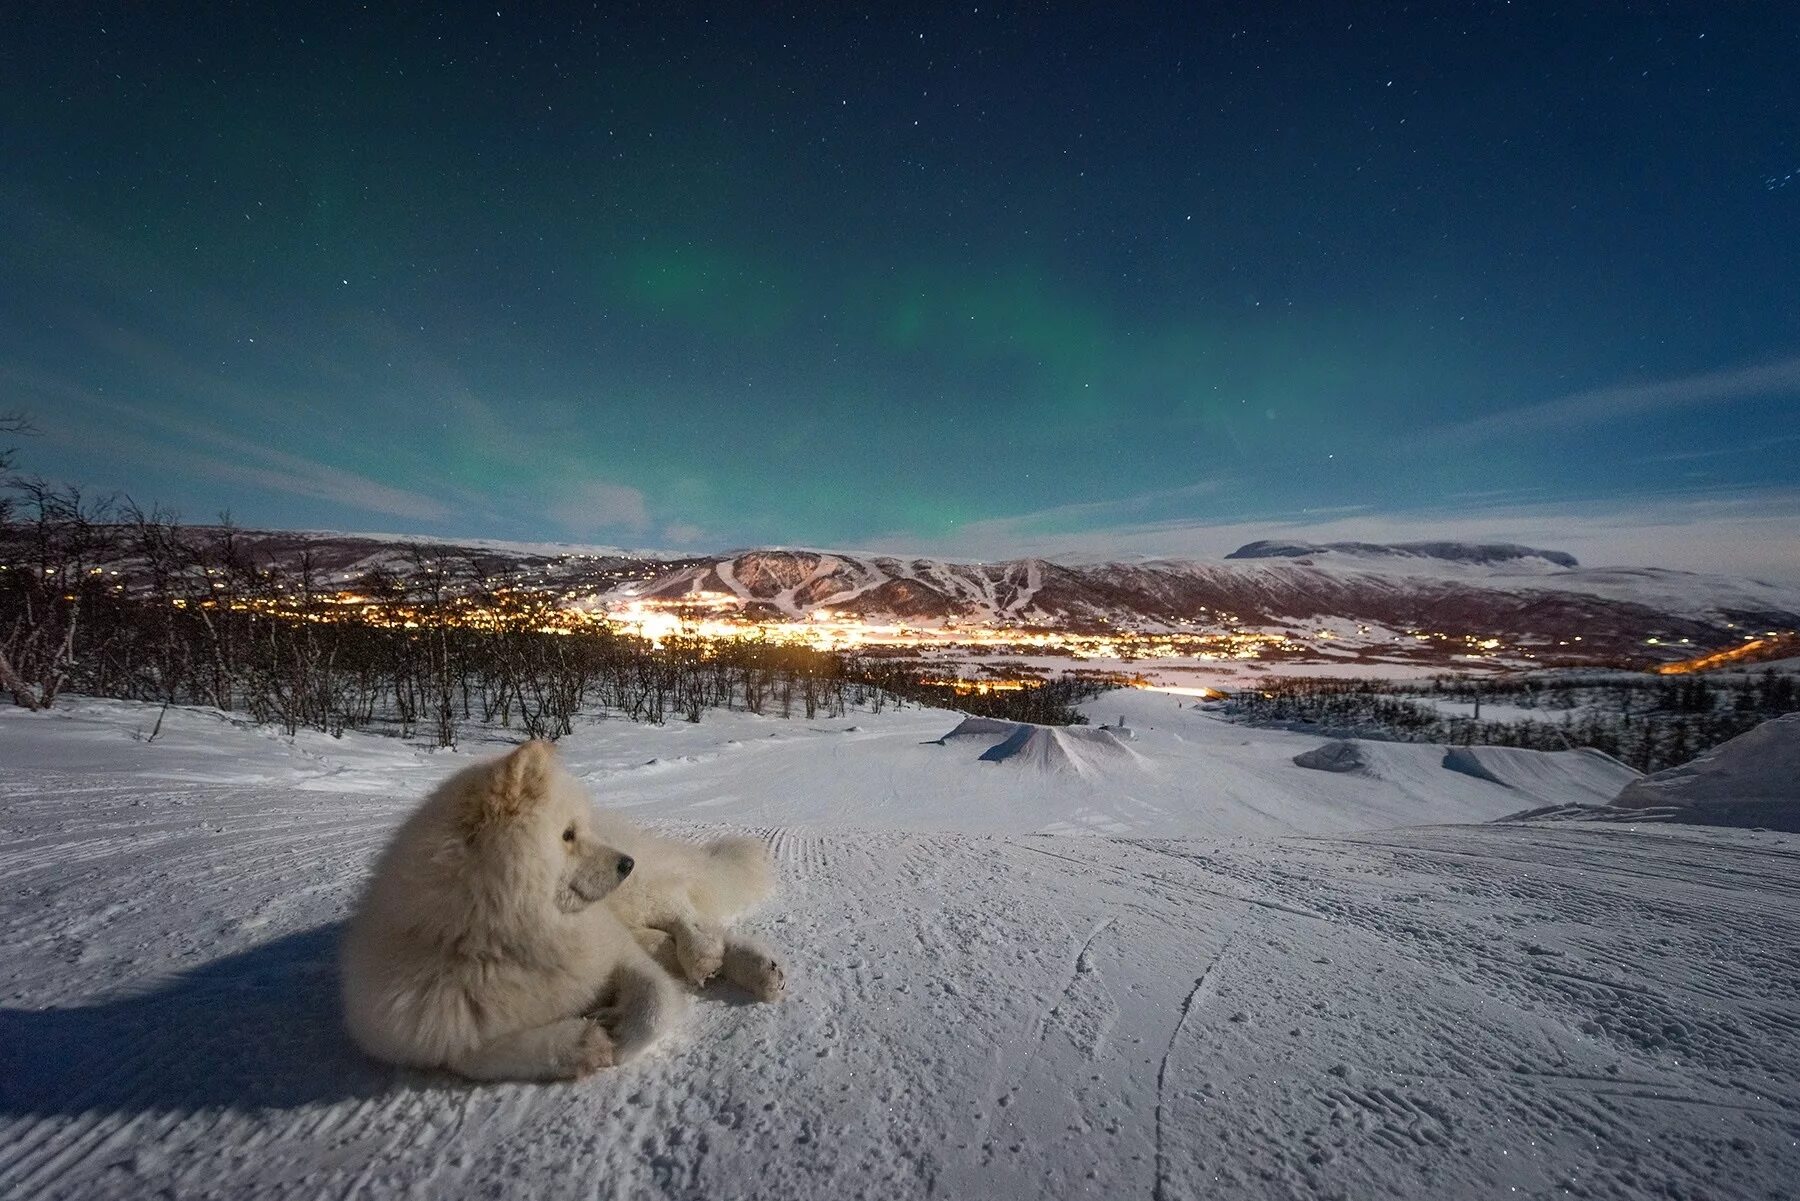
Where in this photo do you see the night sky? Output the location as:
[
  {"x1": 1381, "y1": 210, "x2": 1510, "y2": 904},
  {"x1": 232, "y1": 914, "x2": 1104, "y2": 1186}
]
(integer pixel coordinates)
[{"x1": 5, "y1": 4, "x2": 1797, "y2": 574}]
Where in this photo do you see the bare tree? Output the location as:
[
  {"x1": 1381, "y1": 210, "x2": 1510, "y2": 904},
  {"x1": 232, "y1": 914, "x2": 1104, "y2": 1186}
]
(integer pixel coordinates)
[{"x1": 1, "y1": 459, "x2": 120, "y2": 709}]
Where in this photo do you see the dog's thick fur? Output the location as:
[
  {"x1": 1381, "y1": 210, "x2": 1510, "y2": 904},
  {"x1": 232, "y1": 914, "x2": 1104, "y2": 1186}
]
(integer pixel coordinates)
[{"x1": 340, "y1": 741, "x2": 782, "y2": 1082}]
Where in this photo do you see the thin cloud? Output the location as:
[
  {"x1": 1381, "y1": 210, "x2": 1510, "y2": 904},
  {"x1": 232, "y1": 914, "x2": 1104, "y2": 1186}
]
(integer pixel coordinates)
[
  {"x1": 179, "y1": 445, "x2": 454, "y2": 523},
  {"x1": 11, "y1": 373, "x2": 454, "y2": 523},
  {"x1": 1444, "y1": 356, "x2": 1800, "y2": 441},
  {"x1": 1637, "y1": 430, "x2": 1800, "y2": 465},
  {"x1": 863, "y1": 479, "x2": 1229, "y2": 558},
  {"x1": 545, "y1": 480, "x2": 651, "y2": 535},
  {"x1": 662, "y1": 522, "x2": 709, "y2": 544}
]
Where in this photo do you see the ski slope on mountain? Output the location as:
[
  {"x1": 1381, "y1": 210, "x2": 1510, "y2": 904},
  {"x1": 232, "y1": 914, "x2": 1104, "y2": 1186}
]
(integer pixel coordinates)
[{"x1": 1, "y1": 695, "x2": 1796, "y2": 1200}]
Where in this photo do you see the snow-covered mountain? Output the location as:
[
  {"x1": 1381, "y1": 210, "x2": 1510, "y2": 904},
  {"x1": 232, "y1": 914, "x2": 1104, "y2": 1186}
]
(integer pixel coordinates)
[
  {"x1": 82, "y1": 530, "x2": 1800, "y2": 666},
  {"x1": 614, "y1": 543, "x2": 1799, "y2": 660}
]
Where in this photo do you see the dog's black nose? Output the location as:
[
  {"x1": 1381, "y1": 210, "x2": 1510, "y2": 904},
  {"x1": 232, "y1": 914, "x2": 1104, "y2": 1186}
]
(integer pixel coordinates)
[{"x1": 617, "y1": 855, "x2": 634, "y2": 878}]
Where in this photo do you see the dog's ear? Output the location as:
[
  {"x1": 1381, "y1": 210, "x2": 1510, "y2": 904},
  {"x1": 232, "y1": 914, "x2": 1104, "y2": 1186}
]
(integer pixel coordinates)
[
  {"x1": 463, "y1": 740, "x2": 556, "y2": 838},
  {"x1": 495, "y1": 739, "x2": 556, "y2": 809}
]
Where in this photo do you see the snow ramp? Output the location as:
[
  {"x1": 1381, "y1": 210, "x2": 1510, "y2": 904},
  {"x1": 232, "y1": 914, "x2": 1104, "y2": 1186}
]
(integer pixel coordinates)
[
  {"x1": 937, "y1": 716, "x2": 1138, "y2": 777},
  {"x1": 1610, "y1": 713, "x2": 1800, "y2": 831}
]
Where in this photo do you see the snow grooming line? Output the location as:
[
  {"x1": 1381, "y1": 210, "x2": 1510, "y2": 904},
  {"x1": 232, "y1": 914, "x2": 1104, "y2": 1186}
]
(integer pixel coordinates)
[{"x1": 933, "y1": 716, "x2": 1140, "y2": 778}]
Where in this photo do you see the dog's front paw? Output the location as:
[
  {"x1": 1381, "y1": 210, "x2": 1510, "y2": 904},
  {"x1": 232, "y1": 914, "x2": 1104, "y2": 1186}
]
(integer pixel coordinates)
[
  {"x1": 725, "y1": 943, "x2": 786, "y2": 1002},
  {"x1": 678, "y1": 931, "x2": 726, "y2": 986},
  {"x1": 565, "y1": 1021, "x2": 615, "y2": 1077},
  {"x1": 749, "y1": 955, "x2": 785, "y2": 1002}
]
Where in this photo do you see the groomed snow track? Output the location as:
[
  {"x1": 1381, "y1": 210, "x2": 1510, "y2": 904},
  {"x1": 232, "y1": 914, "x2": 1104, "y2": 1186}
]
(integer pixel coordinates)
[
  {"x1": 1, "y1": 696, "x2": 1797, "y2": 1198},
  {"x1": 3, "y1": 786, "x2": 1798, "y2": 1197}
]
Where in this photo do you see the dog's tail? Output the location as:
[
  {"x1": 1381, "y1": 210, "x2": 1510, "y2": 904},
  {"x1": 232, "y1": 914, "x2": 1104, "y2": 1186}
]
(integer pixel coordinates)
[{"x1": 699, "y1": 835, "x2": 777, "y2": 917}]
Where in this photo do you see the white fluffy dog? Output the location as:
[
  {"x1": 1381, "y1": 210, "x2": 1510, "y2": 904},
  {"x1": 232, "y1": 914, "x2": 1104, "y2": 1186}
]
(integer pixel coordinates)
[{"x1": 340, "y1": 740, "x2": 783, "y2": 1082}]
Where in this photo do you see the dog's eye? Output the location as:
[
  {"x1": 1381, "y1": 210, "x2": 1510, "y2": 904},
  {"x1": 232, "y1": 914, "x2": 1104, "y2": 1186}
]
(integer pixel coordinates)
[{"x1": 562, "y1": 825, "x2": 576, "y2": 844}]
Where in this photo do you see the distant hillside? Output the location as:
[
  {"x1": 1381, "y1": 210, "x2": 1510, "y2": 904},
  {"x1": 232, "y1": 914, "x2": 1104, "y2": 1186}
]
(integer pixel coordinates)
[{"x1": 1225, "y1": 539, "x2": 1581, "y2": 569}]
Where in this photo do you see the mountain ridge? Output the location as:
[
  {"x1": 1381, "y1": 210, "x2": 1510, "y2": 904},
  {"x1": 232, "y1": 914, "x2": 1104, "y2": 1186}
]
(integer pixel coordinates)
[{"x1": 1224, "y1": 538, "x2": 1581, "y2": 569}]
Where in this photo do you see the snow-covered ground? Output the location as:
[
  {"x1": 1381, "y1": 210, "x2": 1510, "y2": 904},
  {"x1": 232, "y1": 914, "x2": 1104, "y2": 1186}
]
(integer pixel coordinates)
[{"x1": 2, "y1": 693, "x2": 1797, "y2": 1199}]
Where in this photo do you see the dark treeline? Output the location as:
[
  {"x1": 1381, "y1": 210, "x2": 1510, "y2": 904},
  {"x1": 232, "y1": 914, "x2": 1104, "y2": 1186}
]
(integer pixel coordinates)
[
  {"x1": 892, "y1": 676, "x2": 1107, "y2": 725},
  {"x1": 1223, "y1": 671, "x2": 1798, "y2": 773},
  {"x1": 0, "y1": 459, "x2": 1093, "y2": 739}
]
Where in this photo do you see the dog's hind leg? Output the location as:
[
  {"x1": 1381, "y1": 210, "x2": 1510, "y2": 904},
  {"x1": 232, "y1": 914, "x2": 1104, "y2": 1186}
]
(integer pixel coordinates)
[
  {"x1": 719, "y1": 933, "x2": 786, "y2": 1003},
  {"x1": 449, "y1": 1018, "x2": 614, "y2": 1082}
]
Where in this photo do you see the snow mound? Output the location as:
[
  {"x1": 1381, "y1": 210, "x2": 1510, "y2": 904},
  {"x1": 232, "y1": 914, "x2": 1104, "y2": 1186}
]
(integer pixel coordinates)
[
  {"x1": 1440, "y1": 745, "x2": 1510, "y2": 786},
  {"x1": 1292, "y1": 740, "x2": 1377, "y2": 774},
  {"x1": 1609, "y1": 713, "x2": 1800, "y2": 831},
  {"x1": 1442, "y1": 745, "x2": 1639, "y2": 804},
  {"x1": 1292, "y1": 737, "x2": 1637, "y2": 804},
  {"x1": 938, "y1": 716, "x2": 1136, "y2": 777}
]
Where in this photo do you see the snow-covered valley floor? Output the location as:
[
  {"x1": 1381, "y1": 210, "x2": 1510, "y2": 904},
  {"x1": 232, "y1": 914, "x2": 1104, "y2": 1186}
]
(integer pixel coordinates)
[{"x1": 2, "y1": 695, "x2": 1796, "y2": 1199}]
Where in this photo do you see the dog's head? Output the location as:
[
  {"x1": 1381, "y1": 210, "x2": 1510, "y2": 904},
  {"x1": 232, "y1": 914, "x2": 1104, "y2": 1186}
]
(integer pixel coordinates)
[{"x1": 452, "y1": 741, "x2": 635, "y2": 914}]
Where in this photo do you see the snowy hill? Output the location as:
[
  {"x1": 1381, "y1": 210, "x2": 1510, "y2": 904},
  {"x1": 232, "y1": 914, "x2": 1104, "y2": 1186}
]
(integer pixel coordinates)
[{"x1": 2, "y1": 693, "x2": 1797, "y2": 1199}]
